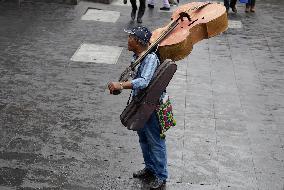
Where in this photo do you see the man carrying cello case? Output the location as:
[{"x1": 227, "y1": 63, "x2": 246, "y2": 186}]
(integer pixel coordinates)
[{"x1": 108, "y1": 26, "x2": 176, "y2": 189}]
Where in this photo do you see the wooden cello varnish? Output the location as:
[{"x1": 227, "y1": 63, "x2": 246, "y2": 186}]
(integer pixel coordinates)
[{"x1": 150, "y1": 2, "x2": 228, "y2": 61}]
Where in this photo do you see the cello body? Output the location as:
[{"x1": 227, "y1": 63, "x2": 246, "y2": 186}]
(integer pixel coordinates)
[{"x1": 151, "y1": 2, "x2": 228, "y2": 61}]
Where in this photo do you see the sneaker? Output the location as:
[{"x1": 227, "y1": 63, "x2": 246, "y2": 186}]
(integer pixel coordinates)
[
  {"x1": 131, "y1": 9, "x2": 136, "y2": 21},
  {"x1": 137, "y1": 17, "x2": 142, "y2": 23},
  {"x1": 133, "y1": 168, "x2": 153, "y2": 178},
  {"x1": 250, "y1": 6, "x2": 255, "y2": 12},
  {"x1": 150, "y1": 177, "x2": 166, "y2": 190},
  {"x1": 148, "y1": 4, "x2": 154, "y2": 8},
  {"x1": 160, "y1": 7, "x2": 170, "y2": 11},
  {"x1": 169, "y1": 2, "x2": 178, "y2": 6}
]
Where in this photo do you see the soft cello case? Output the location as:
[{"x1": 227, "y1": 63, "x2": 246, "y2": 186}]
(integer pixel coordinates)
[{"x1": 120, "y1": 60, "x2": 177, "y2": 131}]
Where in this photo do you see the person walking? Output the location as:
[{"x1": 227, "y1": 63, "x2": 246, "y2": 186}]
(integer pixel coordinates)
[
  {"x1": 147, "y1": 0, "x2": 171, "y2": 11},
  {"x1": 224, "y1": 0, "x2": 237, "y2": 13},
  {"x1": 108, "y1": 26, "x2": 168, "y2": 190},
  {"x1": 245, "y1": 0, "x2": 256, "y2": 12},
  {"x1": 130, "y1": 0, "x2": 146, "y2": 23}
]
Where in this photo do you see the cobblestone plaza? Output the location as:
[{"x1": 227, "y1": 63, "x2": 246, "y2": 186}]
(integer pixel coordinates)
[{"x1": 0, "y1": 0, "x2": 283, "y2": 189}]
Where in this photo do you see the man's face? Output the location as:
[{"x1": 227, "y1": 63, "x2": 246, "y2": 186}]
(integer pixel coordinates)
[{"x1": 128, "y1": 35, "x2": 139, "y2": 51}]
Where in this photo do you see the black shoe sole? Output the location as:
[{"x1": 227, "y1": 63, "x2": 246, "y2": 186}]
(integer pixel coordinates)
[
  {"x1": 133, "y1": 173, "x2": 152, "y2": 178},
  {"x1": 160, "y1": 7, "x2": 170, "y2": 11},
  {"x1": 133, "y1": 171, "x2": 154, "y2": 178},
  {"x1": 150, "y1": 182, "x2": 166, "y2": 190}
]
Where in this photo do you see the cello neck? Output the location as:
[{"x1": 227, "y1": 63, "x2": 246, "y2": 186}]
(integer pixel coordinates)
[{"x1": 129, "y1": 20, "x2": 178, "y2": 70}]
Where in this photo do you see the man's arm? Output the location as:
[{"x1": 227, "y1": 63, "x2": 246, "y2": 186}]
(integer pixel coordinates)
[
  {"x1": 108, "y1": 53, "x2": 158, "y2": 94},
  {"x1": 108, "y1": 81, "x2": 132, "y2": 94},
  {"x1": 131, "y1": 53, "x2": 158, "y2": 90}
]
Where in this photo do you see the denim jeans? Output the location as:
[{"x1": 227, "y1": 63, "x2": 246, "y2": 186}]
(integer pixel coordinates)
[{"x1": 137, "y1": 112, "x2": 168, "y2": 180}]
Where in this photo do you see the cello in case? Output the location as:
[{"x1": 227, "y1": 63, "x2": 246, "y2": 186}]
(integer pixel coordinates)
[{"x1": 120, "y1": 60, "x2": 177, "y2": 131}]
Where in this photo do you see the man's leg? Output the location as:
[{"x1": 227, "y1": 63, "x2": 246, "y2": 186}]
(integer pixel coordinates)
[
  {"x1": 160, "y1": 0, "x2": 170, "y2": 10},
  {"x1": 224, "y1": 0, "x2": 230, "y2": 11},
  {"x1": 250, "y1": 0, "x2": 255, "y2": 12},
  {"x1": 230, "y1": 0, "x2": 237, "y2": 12},
  {"x1": 130, "y1": 0, "x2": 137, "y2": 20},
  {"x1": 144, "y1": 113, "x2": 168, "y2": 181},
  {"x1": 137, "y1": 127, "x2": 155, "y2": 174},
  {"x1": 137, "y1": 0, "x2": 146, "y2": 23},
  {"x1": 245, "y1": 1, "x2": 250, "y2": 12}
]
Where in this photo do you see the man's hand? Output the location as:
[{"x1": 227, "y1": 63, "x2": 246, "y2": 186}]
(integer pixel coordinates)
[{"x1": 108, "y1": 82, "x2": 122, "y2": 94}]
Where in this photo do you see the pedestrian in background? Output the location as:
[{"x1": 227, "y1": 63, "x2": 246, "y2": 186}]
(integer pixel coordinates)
[
  {"x1": 224, "y1": 0, "x2": 237, "y2": 13},
  {"x1": 147, "y1": 0, "x2": 171, "y2": 11},
  {"x1": 130, "y1": 0, "x2": 146, "y2": 23},
  {"x1": 245, "y1": 0, "x2": 256, "y2": 12}
]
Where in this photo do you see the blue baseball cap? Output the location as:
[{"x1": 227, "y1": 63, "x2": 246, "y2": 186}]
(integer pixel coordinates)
[{"x1": 124, "y1": 26, "x2": 152, "y2": 45}]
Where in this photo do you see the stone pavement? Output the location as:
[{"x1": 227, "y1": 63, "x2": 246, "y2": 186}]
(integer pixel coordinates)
[{"x1": 0, "y1": 0, "x2": 283, "y2": 189}]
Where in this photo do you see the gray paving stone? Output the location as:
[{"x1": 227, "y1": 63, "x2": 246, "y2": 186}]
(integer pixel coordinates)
[
  {"x1": 218, "y1": 170, "x2": 258, "y2": 190},
  {"x1": 228, "y1": 20, "x2": 243, "y2": 29},
  {"x1": 81, "y1": 8, "x2": 120, "y2": 22},
  {"x1": 166, "y1": 183, "x2": 220, "y2": 190},
  {"x1": 71, "y1": 43, "x2": 123, "y2": 64}
]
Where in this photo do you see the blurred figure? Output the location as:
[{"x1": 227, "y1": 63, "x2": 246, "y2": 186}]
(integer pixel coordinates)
[
  {"x1": 147, "y1": 0, "x2": 171, "y2": 11},
  {"x1": 224, "y1": 0, "x2": 237, "y2": 13},
  {"x1": 168, "y1": 0, "x2": 178, "y2": 6},
  {"x1": 130, "y1": 0, "x2": 146, "y2": 23},
  {"x1": 245, "y1": 0, "x2": 256, "y2": 12}
]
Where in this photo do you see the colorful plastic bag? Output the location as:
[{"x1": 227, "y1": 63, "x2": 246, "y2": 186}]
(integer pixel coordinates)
[{"x1": 156, "y1": 98, "x2": 176, "y2": 139}]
